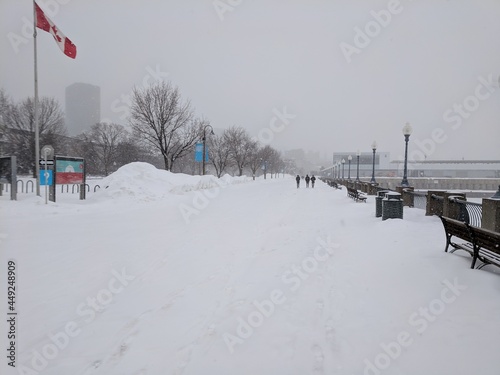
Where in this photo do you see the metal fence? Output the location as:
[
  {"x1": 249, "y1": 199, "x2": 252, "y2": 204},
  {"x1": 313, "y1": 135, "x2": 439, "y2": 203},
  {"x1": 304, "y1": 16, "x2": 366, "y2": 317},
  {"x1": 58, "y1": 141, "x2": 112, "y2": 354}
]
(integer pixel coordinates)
[
  {"x1": 406, "y1": 191, "x2": 427, "y2": 209},
  {"x1": 2, "y1": 181, "x2": 101, "y2": 194},
  {"x1": 449, "y1": 197, "x2": 483, "y2": 228}
]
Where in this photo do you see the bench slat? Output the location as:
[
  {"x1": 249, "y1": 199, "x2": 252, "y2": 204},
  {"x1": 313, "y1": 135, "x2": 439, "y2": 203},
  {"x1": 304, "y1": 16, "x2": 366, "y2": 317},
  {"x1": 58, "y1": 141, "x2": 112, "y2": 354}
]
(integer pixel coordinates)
[
  {"x1": 347, "y1": 187, "x2": 367, "y2": 202},
  {"x1": 469, "y1": 225, "x2": 500, "y2": 269},
  {"x1": 440, "y1": 216, "x2": 500, "y2": 270}
]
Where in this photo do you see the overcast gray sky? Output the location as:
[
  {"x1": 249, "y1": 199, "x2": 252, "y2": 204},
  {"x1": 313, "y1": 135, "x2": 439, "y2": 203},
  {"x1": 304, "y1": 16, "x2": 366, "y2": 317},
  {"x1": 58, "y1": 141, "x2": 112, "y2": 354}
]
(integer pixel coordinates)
[{"x1": 1, "y1": 0, "x2": 500, "y2": 162}]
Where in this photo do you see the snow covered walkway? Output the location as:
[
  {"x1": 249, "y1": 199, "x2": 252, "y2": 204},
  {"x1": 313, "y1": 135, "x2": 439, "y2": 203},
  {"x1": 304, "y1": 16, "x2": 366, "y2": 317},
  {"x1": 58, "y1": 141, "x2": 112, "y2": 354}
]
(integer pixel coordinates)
[{"x1": 2, "y1": 164, "x2": 500, "y2": 375}]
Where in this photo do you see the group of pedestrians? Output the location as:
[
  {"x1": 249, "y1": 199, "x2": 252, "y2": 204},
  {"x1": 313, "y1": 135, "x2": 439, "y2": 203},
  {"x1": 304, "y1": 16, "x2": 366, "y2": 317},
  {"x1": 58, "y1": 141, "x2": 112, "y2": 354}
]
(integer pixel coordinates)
[{"x1": 295, "y1": 174, "x2": 316, "y2": 188}]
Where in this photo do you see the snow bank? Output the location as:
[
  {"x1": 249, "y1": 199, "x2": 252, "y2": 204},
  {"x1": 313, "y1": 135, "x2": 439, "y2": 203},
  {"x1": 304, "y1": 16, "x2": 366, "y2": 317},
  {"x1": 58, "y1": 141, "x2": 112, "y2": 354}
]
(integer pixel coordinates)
[
  {"x1": 4, "y1": 170, "x2": 500, "y2": 374},
  {"x1": 92, "y1": 162, "x2": 251, "y2": 202}
]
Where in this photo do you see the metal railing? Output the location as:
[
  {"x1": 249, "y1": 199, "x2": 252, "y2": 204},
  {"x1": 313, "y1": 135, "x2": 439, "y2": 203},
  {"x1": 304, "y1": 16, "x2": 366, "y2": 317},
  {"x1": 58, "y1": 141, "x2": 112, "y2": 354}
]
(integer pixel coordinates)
[
  {"x1": 405, "y1": 190, "x2": 427, "y2": 209},
  {"x1": 449, "y1": 197, "x2": 482, "y2": 228},
  {"x1": 431, "y1": 194, "x2": 444, "y2": 201},
  {"x1": 2, "y1": 181, "x2": 101, "y2": 194}
]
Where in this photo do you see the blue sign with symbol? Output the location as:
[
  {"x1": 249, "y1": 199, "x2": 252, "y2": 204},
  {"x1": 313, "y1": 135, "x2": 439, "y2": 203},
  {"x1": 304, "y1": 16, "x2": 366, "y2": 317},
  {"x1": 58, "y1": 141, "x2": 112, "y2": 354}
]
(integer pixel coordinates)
[{"x1": 40, "y1": 170, "x2": 53, "y2": 186}]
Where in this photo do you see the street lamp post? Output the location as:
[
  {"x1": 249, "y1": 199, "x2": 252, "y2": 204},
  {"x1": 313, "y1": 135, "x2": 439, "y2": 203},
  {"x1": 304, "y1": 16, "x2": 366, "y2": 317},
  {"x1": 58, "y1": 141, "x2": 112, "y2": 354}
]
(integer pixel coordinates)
[
  {"x1": 202, "y1": 124, "x2": 214, "y2": 175},
  {"x1": 332, "y1": 153, "x2": 335, "y2": 179},
  {"x1": 370, "y1": 141, "x2": 377, "y2": 184},
  {"x1": 401, "y1": 122, "x2": 413, "y2": 187},
  {"x1": 347, "y1": 155, "x2": 352, "y2": 180},
  {"x1": 356, "y1": 150, "x2": 360, "y2": 182},
  {"x1": 341, "y1": 159, "x2": 345, "y2": 180}
]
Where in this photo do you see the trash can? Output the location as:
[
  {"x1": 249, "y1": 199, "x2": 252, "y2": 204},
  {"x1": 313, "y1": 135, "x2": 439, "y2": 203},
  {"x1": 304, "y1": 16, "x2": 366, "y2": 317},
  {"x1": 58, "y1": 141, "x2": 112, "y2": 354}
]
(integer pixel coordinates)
[
  {"x1": 382, "y1": 192, "x2": 403, "y2": 220},
  {"x1": 375, "y1": 190, "x2": 390, "y2": 217}
]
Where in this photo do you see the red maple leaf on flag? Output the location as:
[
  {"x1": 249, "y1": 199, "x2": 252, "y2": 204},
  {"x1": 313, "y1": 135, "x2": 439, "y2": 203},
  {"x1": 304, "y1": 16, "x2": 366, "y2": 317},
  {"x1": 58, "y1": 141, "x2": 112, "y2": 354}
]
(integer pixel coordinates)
[{"x1": 35, "y1": 2, "x2": 76, "y2": 58}]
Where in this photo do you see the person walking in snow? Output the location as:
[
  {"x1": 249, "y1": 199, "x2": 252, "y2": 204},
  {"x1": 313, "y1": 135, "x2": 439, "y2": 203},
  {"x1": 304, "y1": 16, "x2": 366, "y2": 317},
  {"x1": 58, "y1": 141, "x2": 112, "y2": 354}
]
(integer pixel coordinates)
[
  {"x1": 305, "y1": 174, "x2": 310, "y2": 188},
  {"x1": 311, "y1": 175, "x2": 316, "y2": 188},
  {"x1": 296, "y1": 175, "x2": 300, "y2": 188}
]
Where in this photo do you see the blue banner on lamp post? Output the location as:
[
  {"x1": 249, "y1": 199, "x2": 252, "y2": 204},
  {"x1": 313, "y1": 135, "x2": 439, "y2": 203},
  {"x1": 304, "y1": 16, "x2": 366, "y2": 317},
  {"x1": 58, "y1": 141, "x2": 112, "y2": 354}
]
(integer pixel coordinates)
[
  {"x1": 195, "y1": 142, "x2": 209, "y2": 162},
  {"x1": 195, "y1": 142, "x2": 203, "y2": 162}
]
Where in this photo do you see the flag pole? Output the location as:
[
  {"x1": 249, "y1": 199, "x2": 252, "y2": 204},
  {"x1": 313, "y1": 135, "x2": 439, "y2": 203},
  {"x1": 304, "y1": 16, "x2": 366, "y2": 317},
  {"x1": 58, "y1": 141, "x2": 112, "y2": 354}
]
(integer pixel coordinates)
[{"x1": 33, "y1": 0, "x2": 40, "y2": 196}]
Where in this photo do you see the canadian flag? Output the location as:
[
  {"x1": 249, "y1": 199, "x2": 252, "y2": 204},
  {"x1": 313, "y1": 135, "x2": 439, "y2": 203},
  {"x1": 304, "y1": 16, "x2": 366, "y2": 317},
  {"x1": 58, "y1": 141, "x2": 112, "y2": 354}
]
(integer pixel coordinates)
[{"x1": 35, "y1": 2, "x2": 77, "y2": 59}]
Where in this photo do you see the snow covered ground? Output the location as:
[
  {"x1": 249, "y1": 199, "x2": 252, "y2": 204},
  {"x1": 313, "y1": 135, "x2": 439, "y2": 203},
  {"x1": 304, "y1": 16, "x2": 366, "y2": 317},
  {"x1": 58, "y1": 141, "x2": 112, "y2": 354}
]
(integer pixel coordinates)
[{"x1": 1, "y1": 162, "x2": 500, "y2": 375}]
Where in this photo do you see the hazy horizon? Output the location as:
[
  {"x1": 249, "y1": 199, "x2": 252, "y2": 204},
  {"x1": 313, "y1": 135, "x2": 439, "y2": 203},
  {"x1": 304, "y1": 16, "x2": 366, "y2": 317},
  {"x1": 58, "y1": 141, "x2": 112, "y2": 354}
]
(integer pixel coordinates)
[{"x1": 1, "y1": 0, "x2": 500, "y2": 163}]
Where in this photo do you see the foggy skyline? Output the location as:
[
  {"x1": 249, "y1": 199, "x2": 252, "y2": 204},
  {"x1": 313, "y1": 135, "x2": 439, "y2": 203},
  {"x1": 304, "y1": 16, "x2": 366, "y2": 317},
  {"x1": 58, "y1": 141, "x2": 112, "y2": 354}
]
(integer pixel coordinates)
[{"x1": 1, "y1": 0, "x2": 500, "y2": 163}]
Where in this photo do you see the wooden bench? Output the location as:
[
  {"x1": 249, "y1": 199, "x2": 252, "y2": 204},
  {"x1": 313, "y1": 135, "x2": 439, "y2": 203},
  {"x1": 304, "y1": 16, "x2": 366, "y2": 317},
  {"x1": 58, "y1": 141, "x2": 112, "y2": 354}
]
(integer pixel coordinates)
[
  {"x1": 439, "y1": 216, "x2": 474, "y2": 256},
  {"x1": 326, "y1": 180, "x2": 341, "y2": 189},
  {"x1": 439, "y1": 216, "x2": 500, "y2": 269},
  {"x1": 347, "y1": 186, "x2": 367, "y2": 202},
  {"x1": 470, "y1": 225, "x2": 500, "y2": 269}
]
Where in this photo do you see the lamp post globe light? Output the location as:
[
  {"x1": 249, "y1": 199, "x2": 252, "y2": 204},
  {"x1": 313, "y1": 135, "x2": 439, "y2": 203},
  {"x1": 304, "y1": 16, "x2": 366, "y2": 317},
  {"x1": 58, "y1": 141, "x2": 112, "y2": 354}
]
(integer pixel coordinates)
[
  {"x1": 337, "y1": 162, "x2": 341, "y2": 179},
  {"x1": 356, "y1": 150, "x2": 360, "y2": 182},
  {"x1": 370, "y1": 141, "x2": 377, "y2": 184},
  {"x1": 347, "y1": 155, "x2": 352, "y2": 180},
  {"x1": 341, "y1": 159, "x2": 345, "y2": 180},
  {"x1": 202, "y1": 124, "x2": 215, "y2": 175},
  {"x1": 401, "y1": 122, "x2": 413, "y2": 187}
]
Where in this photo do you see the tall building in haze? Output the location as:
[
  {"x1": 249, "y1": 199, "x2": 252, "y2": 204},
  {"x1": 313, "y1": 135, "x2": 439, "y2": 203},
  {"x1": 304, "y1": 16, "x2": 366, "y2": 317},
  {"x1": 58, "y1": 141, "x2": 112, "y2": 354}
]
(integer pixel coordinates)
[{"x1": 65, "y1": 83, "x2": 100, "y2": 135}]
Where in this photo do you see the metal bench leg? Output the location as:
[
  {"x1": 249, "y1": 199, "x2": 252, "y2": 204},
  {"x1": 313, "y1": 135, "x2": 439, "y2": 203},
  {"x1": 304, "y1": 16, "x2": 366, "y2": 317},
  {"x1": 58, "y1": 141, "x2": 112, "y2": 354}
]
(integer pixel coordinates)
[
  {"x1": 444, "y1": 234, "x2": 451, "y2": 253},
  {"x1": 471, "y1": 252, "x2": 479, "y2": 269}
]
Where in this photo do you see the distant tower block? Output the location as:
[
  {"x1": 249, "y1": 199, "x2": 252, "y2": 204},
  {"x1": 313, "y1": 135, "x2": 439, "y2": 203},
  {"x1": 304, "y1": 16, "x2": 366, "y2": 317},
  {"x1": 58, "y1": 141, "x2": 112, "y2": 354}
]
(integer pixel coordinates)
[{"x1": 65, "y1": 83, "x2": 101, "y2": 136}]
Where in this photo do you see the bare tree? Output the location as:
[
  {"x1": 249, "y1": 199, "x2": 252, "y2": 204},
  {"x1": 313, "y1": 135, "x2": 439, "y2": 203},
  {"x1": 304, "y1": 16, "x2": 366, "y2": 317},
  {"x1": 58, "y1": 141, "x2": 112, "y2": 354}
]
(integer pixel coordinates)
[
  {"x1": 257, "y1": 145, "x2": 274, "y2": 179},
  {"x1": 80, "y1": 123, "x2": 128, "y2": 176},
  {"x1": 4, "y1": 96, "x2": 66, "y2": 175},
  {"x1": 0, "y1": 89, "x2": 11, "y2": 155},
  {"x1": 168, "y1": 118, "x2": 205, "y2": 171},
  {"x1": 256, "y1": 145, "x2": 283, "y2": 179},
  {"x1": 268, "y1": 148, "x2": 284, "y2": 178},
  {"x1": 170, "y1": 152, "x2": 198, "y2": 174},
  {"x1": 209, "y1": 132, "x2": 232, "y2": 178},
  {"x1": 129, "y1": 81, "x2": 198, "y2": 171},
  {"x1": 115, "y1": 137, "x2": 143, "y2": 167},
  {"x1": 247, "y1": 142, "x2": 263, "y2": 179},
  {"x1": 0, "y1": 89, "x2": 9, "y2": 123},
  {"x1": 225, "y1": 126, "x2": 256, "y2": 176}
]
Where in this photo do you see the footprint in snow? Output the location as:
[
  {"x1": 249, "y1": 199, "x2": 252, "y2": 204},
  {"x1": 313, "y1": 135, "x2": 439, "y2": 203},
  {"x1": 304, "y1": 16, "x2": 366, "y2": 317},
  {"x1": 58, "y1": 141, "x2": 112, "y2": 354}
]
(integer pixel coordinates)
[
  {"x1": 311, "y1": 344, "x2": 325, "y2": 374},
  {"x1": 175, "y1": 344, "x2": 194, "y2": 374},
  {"x1": 325, "y1": 318, "x2": 336, "y2": 343},
  {"x1": 316, "y1": 299, "x2": 324, "y2": 313}
]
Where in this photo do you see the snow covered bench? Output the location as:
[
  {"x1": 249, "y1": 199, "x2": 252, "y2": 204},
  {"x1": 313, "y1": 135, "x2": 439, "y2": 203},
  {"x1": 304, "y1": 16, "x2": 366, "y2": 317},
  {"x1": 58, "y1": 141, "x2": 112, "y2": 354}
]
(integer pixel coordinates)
[
  {"x1": 439, "y1": 216, "x2": 475, "y2": 257},
  {"x1": 347, "y1": 186, "x2": 367, "y2": 202},
  {"x1": 326, "y1": 180, "x2": 341, "y2": 189},
  {"x1": 439, "y1": 216, "x2": 500, "y2": 269},
  {"x1": 469, "y1": 225, "x2": 500, "y2": 270}
]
